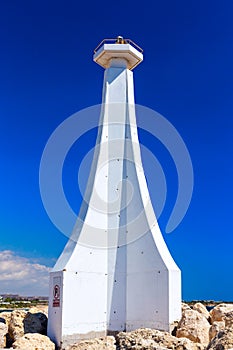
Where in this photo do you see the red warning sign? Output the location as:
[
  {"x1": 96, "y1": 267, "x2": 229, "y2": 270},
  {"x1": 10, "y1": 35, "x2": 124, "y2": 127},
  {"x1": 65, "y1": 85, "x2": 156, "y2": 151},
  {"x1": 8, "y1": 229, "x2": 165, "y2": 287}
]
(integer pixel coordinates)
[{"x1": 53, "y1": 284, "x2": 60, "y2": 307}]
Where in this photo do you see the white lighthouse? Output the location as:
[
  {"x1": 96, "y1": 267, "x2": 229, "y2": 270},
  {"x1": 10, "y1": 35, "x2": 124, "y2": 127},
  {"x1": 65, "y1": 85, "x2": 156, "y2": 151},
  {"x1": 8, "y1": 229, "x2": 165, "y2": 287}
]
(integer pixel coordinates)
[{"x1": 47, "y1": 37, "x2": 181, "y2": 349}]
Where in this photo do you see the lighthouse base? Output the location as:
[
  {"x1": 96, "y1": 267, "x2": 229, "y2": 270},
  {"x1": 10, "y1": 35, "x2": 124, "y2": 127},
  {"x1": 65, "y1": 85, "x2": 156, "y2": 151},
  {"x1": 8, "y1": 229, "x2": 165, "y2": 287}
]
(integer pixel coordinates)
[{"x1": 47, "y1": 235, "x2": 181, "y2": 349}]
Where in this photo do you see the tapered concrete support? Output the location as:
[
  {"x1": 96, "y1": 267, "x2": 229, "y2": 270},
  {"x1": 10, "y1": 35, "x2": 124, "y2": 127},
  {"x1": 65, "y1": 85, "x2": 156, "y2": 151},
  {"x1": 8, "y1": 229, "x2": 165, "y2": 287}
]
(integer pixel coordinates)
[{"x1": 47, "y1": 39, "x2": 181, "y2": 349}]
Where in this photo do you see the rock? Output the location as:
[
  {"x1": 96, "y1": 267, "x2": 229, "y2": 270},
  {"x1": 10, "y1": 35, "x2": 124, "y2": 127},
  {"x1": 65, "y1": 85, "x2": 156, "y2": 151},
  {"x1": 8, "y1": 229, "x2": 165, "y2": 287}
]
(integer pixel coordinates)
[
  {"x1": 207, "y1": 329, "x2": 233, "y2": 349},
  {"x1": 24, "y1": 311, "x2": 47, "y2": 335},
  {"x1": 7, "y1": 308, "x2": 48, "y2": 344},
  {"x1": 225, "y1": 311, "x2": 233, "y2": 329},
  {"x1": 176, "y1": 308, "x2": 210, "y2": 345},
  {"x1": 209, "y1": 321, "x2": 225, "y2": 341},
  {"x1": 28, "y1": 305, "x2": 48, "y2": 317},
  {"x1": 207, "y1": 310, "x2": 233, "y2": 349},
  {"x1": 65, "y1": 336, "x2": 116, "y2": 350},
  {"x1": 0, "y1": 322, "x2": 8, "y2": 348},
  {"x1": 12, "y1": 333, "x2": 55, "y2": 349},
  {"x1": 8, "y1": 310, "x2": 27, "y2": 342},
  {"x1": 171, "y1": 320, "x2": 179, "y2": 336},
  {"x1": 210, "y1": 303, "x2": 233, "y2": 323},
  {"x1": 192, "y1": 302, "x2": 210, "y2": 320},
  {"x1": 116, "y1": 328, "x2": 205, "y2": 350},
  {"x1": 182, "y1": 302, "x2": 192, "y2": 312},
  {"x1": 0, "y1": 311, "x2": 13, "y2": 348},
  {"x1": 0, "y1": 311, "x2": 12, "y2": 327}
]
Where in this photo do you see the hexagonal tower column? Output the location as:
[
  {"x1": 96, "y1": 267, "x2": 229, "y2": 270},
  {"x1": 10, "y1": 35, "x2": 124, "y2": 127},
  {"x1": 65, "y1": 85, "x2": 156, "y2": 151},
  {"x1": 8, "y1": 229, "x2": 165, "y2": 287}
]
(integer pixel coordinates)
[{"x1": 47, "y1": 37, "x2": 181, "y2": 349}]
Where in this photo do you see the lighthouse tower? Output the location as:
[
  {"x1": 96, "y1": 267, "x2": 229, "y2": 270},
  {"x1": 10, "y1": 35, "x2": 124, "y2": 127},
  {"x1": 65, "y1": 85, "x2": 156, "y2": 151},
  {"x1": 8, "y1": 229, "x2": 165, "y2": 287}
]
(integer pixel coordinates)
[{"x1": 47, "y1": 37, "x2": 181, "y2": 349}]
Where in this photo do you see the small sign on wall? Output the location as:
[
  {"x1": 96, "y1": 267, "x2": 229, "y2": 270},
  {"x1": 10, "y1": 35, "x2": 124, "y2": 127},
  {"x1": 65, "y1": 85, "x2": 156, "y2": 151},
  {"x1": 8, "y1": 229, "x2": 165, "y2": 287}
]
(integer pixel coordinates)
[{"x1": 53, "y1": 276, "x2": 61, "y2": 307}]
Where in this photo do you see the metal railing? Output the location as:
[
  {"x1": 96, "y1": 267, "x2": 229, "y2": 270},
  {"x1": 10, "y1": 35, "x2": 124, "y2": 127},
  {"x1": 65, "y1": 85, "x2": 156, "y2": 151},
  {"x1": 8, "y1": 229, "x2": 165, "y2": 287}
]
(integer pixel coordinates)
[{"x1": 94, "y1": 38, "x2": 143, "y2": 54}]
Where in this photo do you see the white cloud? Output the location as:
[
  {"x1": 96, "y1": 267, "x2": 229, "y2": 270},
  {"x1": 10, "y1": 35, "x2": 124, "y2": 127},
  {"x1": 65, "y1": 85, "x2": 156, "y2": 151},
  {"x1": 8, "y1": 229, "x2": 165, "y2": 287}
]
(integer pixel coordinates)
[{"x1": 0, "y1": 250, "x2": 51, "y2": 296}]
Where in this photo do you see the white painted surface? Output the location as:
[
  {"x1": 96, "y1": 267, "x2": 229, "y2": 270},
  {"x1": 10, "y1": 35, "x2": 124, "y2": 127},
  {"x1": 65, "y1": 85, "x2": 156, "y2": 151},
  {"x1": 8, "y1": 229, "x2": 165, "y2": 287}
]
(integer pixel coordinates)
[
  {"x1": 94, "y1": 43, "x2": 143, "y2": 70},
  {"x1": 47, "y1": 42, "x2": 181, "y2": 349}
]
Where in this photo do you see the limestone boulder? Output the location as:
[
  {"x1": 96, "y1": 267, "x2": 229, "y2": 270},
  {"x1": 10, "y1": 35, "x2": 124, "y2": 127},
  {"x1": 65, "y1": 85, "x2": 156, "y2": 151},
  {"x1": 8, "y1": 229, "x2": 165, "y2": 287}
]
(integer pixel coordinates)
[
  {"x1": 176, "y1": 308, "x2": 210, "y2": 345},
  {"x1": 8, "y1": 310, "x2": 27, "y2": 342},
  {"x1": 206, "y1": 310, "x2": 233, "y2": 349},
  {"x1": 182, "y1": 302, "x2": 192, "y2": 312},
  {"x1": 0, "y1": 311, "x2": 12, "y2": 327},
  {"x1": 28, "y1": 305, "x2": 48, "y2": 317},
  {"x1": 0, "y1": 322, "x2": 8, "y2": 348},
  {"x1": 210, "y1": 303, "x2": 233, "y2": 323},
  {"x1": 225, "y1": 311, "x2": 233, "y2": 329},
  {"x1": 207, "y1": 328, "x2": 233, "y2": 349},
  {"x1": 12, "y1": 333, "x2": 55, "y2": 349},
  {"x1": 65, "y1": 336, "x2": 116, "y2": 350},
  {"x1": 24, "y1": 310, "x2": 47, "y2": 335},
  {"x1": 209, "y1": 321, "x2": 225, "y2": 341},
  {"x1": 192, "y1": 302, "x2": 210, "y2": 320},
  {"x1": 116, "y1": 328, "x2": 205, "y2": 350}
]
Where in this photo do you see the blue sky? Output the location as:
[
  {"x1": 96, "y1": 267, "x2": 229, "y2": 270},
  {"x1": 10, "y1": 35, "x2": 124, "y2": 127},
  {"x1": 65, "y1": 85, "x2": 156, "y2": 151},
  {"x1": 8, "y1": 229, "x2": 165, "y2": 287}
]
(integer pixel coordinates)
[{"x1": 0, "y1": 0, "x2": 232, "y2": 299}]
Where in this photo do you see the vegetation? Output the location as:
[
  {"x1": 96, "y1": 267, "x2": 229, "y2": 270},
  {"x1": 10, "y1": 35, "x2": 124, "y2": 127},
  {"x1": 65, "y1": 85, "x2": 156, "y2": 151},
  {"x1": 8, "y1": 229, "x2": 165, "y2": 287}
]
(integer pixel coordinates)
[{"x1": 0, "y1": 296, "x2": 48, "y2": 309}]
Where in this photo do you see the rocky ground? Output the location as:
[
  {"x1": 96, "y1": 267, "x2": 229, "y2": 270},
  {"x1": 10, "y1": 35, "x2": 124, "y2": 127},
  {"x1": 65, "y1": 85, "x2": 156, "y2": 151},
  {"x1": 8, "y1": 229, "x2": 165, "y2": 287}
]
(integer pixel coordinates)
[{"x1": 0, "y1": 302, "x2": 233, "y2": 349}]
